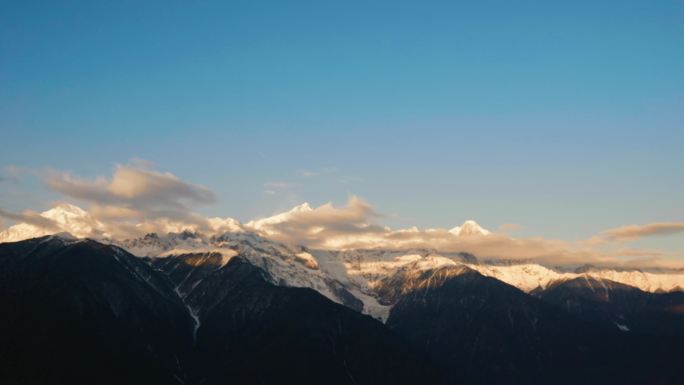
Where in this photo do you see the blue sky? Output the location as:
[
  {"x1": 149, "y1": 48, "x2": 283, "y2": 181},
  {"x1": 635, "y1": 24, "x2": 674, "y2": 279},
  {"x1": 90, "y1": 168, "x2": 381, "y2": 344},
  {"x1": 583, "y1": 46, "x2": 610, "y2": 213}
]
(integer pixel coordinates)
[{"x1": 1, "y1": 0, "x2": 683, "y2": 249}]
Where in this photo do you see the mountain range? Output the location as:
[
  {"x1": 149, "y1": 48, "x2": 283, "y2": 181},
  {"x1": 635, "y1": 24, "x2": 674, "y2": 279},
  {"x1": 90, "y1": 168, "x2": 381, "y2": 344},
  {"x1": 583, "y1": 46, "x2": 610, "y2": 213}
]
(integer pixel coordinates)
[{"x1": 2, "y1": 205, "x2": 684, "y2": 384}]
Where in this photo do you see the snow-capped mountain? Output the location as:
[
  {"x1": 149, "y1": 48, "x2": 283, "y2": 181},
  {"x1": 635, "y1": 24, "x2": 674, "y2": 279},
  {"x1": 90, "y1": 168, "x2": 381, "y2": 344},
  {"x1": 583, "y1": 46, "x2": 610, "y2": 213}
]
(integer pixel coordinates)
[
  {"x1": 125, "y1": 231, "x2": 388, "y2": 317},
  {"x1": 0, "y1": 204, "x2": 245, "y2": 243},
  {"x1": 0, "y1": 235, "x2": 433, "y2": 385},
  {"x1": 108, "y1": 230, "x2": 684, "y2": 320},
  {"x1": 3, "y1": 203, "x2": 684, "y2": 321},
  {"x1": 3, "y1": 233, "x2": 684, "y2": 385},
  {"x1": 468, "y1": 262, "x2": 684, "y2": 293},
  {"x1": 0, "y1": 203, "x2": 105, "y2": 242},
  {"x1": 449, "y1": 219, "x2": 491, "y2": 236},
  {"x1": 244, "y1": 202, "x2": 313, "y2": 234}
]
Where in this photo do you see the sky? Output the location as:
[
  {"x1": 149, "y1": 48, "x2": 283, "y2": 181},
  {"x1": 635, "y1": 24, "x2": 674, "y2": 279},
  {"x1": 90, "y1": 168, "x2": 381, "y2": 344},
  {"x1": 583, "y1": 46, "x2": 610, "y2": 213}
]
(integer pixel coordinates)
[{"x1": 1, "y1": 1, "x2": 683, "y2": 260}]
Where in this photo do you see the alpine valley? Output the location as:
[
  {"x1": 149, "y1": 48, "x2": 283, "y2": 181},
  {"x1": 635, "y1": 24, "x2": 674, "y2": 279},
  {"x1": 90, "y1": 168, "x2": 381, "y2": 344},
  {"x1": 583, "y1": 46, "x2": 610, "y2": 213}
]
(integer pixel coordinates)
[{"x1": 2, "y1": 205, "x2": 684, "y2": 385}]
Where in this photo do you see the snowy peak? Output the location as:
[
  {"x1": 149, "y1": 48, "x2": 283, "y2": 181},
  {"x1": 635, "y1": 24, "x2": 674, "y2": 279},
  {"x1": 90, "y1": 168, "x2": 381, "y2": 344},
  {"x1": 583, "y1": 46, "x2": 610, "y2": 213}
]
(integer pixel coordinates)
[
  {"x1": 449, "y1": 220, "x2": 491, "y2": 237},
  {"x1": 289, "y1": 202, "x2": 313, "y2": 212},
  {"x1": 0, "y1": 203, "x2": 103, "y2": 243},
  {"x1": 42, "y1": 203, "x2": 88, "y2": 220},
  {"x1": 470, "y1": 263, "x2": 684, "y2": 294},
  {"x1": 207, "y1": 216, "x2": 243, "y2": 233},
  {"x1": 245, "y1": 202, "x2": 313, "y2": 232}
]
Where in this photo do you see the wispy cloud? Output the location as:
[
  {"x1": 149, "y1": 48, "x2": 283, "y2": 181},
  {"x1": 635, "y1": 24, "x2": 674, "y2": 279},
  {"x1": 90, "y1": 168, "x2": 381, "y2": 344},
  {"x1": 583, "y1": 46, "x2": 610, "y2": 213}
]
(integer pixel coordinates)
[
  {"x1": 592, "y1": 222, "x2": 684, "y2": 243},
  {"x1": 298, "y1": 170, "x2": 317, "y2": 178},
  {"x1": 32, "y1": 159, "x2": 219, "y2": 238},
  {"x1": 0, "y1": 207, "x2": 60, "y2": 231},
  {"x1": 499, "y1": 223, "x2": 522, "y2": 233},
  {"x1": 44, "y1": 162, "x2": 215, "y2": 219},
  {"x1": 244, "y1": 197, "x2": 683, "y2": 269},
  {"x1": 263, "y1": 181, "x2": 296, "y2": 196},
  {"x1": 297, "y1": 167, "x2": 338, "y2": 178},
  {"x1": 0, "y1": 165, "x2": 27, "y2": 183},
  {"x1": 264, "y1": 181, "x2": 293, "y2": 190}
]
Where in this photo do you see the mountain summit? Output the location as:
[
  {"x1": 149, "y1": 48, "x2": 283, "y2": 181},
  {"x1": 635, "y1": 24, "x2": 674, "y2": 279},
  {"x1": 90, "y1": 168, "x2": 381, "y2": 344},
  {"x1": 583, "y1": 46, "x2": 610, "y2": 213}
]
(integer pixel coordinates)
[
  {"x1": 449, "y1": 220, "x2": 491, "y2": 236},
  {"x1": 0, "y1": 203, "x2": 103, "y2": 242}
]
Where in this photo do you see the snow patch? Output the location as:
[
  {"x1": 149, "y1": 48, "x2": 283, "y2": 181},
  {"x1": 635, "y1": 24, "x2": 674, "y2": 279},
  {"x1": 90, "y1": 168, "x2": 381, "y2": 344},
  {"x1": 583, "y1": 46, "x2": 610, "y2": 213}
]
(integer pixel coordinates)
[{"x1": 615, "y1": 323, "x2": 630, "y2": 332}]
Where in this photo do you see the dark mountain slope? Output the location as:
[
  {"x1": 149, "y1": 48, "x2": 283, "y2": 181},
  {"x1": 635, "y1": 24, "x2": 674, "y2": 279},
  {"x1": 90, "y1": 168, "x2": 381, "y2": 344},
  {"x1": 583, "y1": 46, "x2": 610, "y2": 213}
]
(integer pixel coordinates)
[
  {"x1": 383, "y1": 266, "x2": 684, "y2": 385},
  {"x1": 148, "y1": 251, "x2": 229, "y2": 297},
  {"x1": 539, "y1": 276, "x2": 684, "y2": 336},
  {"x1": 383, "y1": 265, "x2": 609, "y2": 385},
  {"x1": 0, "y1": 237, "x2": 439, "y2": 385},
  {"x1": 5, "y1": 236, "x2": 684, "y2": 385},
  {"x1": 183, "y1": 257, "x2": 440, "y2": 385},
  {"x1": 0, "y1": 236, "x2": 194, "y2": 385}
]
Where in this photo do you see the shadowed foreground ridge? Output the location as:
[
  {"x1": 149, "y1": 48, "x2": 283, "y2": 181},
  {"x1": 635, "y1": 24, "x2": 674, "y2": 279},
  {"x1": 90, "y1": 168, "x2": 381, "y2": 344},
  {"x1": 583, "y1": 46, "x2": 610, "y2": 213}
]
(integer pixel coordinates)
[
  {"x1": 385, "y1": 266, "x2": 684, "y2": 385},
  {"x1": 2, "y1": 237, "x2": 684, "y2": 384},
  {"x1": 0, "y1": 237, "x2": 436, "y2": 385}
]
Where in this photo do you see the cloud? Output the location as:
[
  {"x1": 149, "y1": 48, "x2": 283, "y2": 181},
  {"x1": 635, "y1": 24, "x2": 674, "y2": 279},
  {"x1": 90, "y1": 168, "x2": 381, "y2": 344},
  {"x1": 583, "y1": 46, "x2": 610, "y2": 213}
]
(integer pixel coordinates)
[
  {"x1": 4, "y1": 165, "x2": 28, "y2": 178},
  {"x1": 31, "y1": 160, "x2": 219, "y2": 238},
  {"x1": 299, "y1": 170, "x2": 317, "y2": 178},
  {"x1": 499, "y1": 223, "x2": 522, "y2": 233},
  {"x1": 2, "y1": 161, "x2": 683, "y2": 269},
  {"x1": 264, "y1": 181, "x2": 293, "y2": 190},
  {"x1": 241, "y1": 197, "x2": 684, "y2": 269},
  {"x1": 247, "y1": 196, "x2": 381, "y2": 244},
  {"x1": 263, "y1": 181, "x2": 296, "y2": 196},
  {"x1": 600, "y1": 223, "x2": 684, "y2": 242},
  {"x1": 44, "y1": 163, "x2": 215, "y2": 225},
  {"x1": 0, "y1": 208, "x2": 60, "y2": 231},
  {"x1": 46, "y1": 165, "x2": 215, "y2": 208},
  {"x1": 297, "y1": 167, "x2": 338, "y2": 178},
  {"x1": 0, "y1": 165, "x2": 27, "y2": 183},
  {"x1": 7, "y1": 193, "x2": 673, "y2": 269}
]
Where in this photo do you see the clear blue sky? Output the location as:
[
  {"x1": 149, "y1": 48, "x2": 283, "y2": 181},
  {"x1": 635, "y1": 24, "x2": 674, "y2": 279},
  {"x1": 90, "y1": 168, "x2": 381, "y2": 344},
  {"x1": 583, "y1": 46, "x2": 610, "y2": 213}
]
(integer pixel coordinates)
[{"x1": 1, "y1": 0, "x2": 683, "y2": 244}]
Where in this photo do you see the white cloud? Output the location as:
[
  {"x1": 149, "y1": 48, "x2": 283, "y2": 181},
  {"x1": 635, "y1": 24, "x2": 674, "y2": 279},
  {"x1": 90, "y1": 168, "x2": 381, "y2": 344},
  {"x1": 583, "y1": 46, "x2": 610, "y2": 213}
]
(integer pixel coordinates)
[
  {"x1": 45, "y1": 165, "x2": 215, "y2": 210},
  {"x1": 299, "y1": 170, "x2": 317, "y2": 178},
  {"x1": 29, "y1": 160, "x2": 217, "y2": 238},
  {"x1": 241, "y1": 197, "x2": 683, "y2": 268},
  {"x1": 262, "y1": 181, "x2": 297, "y2": 196}
]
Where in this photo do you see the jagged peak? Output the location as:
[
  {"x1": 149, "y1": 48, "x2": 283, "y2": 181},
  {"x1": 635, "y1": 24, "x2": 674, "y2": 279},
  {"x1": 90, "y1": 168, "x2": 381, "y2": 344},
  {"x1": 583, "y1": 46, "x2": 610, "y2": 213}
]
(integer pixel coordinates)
[
  {"x1": 49, "y1": 231, "x2": 78, "y2": 241},
  {"x1": 43, "y1": 203, "x2": 88, "y2": 217},
  {"x1": 449, "y1": 219, "x2": 491, "y2": 237},
  {"x1": 245, "y1": 202, "x2": 313, "y2": 231}
]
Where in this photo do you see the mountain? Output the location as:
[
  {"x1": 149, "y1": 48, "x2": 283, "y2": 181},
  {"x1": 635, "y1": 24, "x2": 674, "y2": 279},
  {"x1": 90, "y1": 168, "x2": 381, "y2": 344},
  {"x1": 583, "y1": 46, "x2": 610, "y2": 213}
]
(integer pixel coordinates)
[
  {"x1": 0, "y1": 237, "x2": 438, "y2": 385},
  {"x1": 5, "y1": 203, "x2": 681, "y2": 297},
  {"x1": 538, "y1": 276, "x2": 684, "y2": 336},
  {"x1": 0, "y1": 235, "x2": 194, "y2": 385},
  {"x1": 118, "y1": 230, "x2": 684, "y2": 320},
  {"x1": 448, "y1": 219, "x2": 491, "y2": 236},
  {"x1": 469, "y1": 262, "x2": 684, "y2": 293},
  {"x1": 137, "y1": 232, "x2": 369, "y2": 315},
  {"x1": 4, "y1": 230, "x2": 684, "y2": 384},
  {"x1": 381, "y1": 265, "x2": 684, "y2": 385},
  {"x1": 181, "y1": 257, "x2": 438, "y2": 385},
  {"x1": 0, "y1": 204, "x2": 105, "y2": 242},
  {"x1": 381, "y1": 265, "x2": 601, "y2": 385},
  {"x1": 245, "y1": 202, "x2": 313, "y2": 234}
]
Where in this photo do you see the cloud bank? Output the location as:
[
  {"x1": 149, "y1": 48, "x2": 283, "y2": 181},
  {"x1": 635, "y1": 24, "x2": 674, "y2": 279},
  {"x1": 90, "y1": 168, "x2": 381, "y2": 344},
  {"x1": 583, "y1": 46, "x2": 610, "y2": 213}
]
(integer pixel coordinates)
[
  {"x1": 242, "y1": 197, "x2": 680, "y2": 269},
  {"x1": 34, "y1": 164, "x2": 220, "y2": 238},
  {"x1": 0, "y1": 208, "x2": 60, "y2": 231},
  {"x1": 1, "y1": 161, "x2": 683, "y2": 269},
  {"x1": 599, "y1": 223, "x2": 684, "y2": 242}
]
